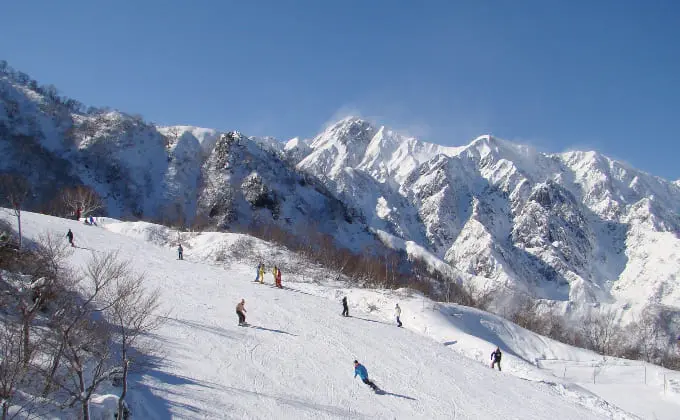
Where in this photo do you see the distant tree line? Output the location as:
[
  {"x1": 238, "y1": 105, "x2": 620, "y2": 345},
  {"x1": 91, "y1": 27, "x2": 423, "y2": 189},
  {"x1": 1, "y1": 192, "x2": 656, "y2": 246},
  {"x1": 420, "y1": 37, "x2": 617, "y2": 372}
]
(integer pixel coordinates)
[{"x1": 1, "y1": 60, "x2": 106, "y2": 116}]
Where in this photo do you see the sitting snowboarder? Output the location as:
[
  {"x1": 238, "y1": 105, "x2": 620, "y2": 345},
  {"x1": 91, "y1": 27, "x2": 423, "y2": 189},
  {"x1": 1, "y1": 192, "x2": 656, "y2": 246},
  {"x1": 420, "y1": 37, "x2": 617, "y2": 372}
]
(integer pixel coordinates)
[
  {"x1": 491, "y1": 347, "x2": 502, "y2": 371},
  {"x1": 354, "y1": 360, "x2": 379, "y2": 391}
]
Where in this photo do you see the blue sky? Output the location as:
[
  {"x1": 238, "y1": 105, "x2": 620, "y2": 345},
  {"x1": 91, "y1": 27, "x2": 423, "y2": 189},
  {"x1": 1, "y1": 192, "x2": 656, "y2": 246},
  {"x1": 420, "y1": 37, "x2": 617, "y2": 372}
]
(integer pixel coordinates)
[{"x1": 2, "y1": 0, "x2": 679, "y2": 179}]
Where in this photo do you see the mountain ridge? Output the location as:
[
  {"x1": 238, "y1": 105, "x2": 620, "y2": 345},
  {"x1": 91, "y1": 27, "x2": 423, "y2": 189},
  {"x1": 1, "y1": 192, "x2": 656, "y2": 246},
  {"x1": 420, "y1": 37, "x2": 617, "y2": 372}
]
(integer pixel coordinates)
[{"x1": 2, "y1": 63, "x2": 679, "y2": 339}]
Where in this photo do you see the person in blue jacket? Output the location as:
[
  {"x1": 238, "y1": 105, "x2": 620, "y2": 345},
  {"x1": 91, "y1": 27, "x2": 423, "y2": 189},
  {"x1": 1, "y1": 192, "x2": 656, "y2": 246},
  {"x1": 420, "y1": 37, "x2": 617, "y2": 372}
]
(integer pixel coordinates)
[{"x1": 354, "y1": 360, "x2": 378, "y2": 391}]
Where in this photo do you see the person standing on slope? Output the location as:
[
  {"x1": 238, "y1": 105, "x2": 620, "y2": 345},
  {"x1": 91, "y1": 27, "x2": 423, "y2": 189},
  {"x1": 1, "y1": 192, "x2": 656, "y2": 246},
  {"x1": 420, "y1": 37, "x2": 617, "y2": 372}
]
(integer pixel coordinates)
[
  {"x1": 491, "y1": 347, "x2": 502, "y2": 371},
  {"x1": 236, "y1": 299, "x2": 247, "y2": 326},
  {"x1": 395, "y1": 303, "x2": 403, "y2": 327},
  {"x1": 275, "y1": 266, "x2": 282, "y2": 288},
  {"x1": 272, "y1": 265, "x2": 278, "y2": 283},
  {"x1": 66, "y1": 229, "x2": 74, "y2": 247},
  {"x1": 342, "y1": 297, "x2": 349, "y2": 317},
  {"x1": 354, "y1": 360, "x2": 379, "y2": 391},
  {"x1": 177, "y1": 244, "x2": 183, "y2": 260},
  {"x1": 259, "y1": 263, "x2": 265, "y2": 284}
]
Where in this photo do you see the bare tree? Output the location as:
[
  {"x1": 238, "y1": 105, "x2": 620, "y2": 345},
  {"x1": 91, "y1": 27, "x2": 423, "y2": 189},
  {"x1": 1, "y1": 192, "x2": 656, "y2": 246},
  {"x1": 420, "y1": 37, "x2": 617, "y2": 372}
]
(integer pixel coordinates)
[
  {"x1": 579, "y1": 310, "x2": 621, "y2": 355},
  {"x1": 0, "y1": 174, "x2": 30, "y2": 249},
  {"x1": 59, "y1": 186, "x2": 104, "y2": 218},
  {"x1": 16, "y1": 233, "x2": 73, "y2": 367},
  {"x1": 0, "y1": 325, "x2": 29, "y2": 420},
  {"x1": 103, "y1": 267, "x2": 163, "y2": 419},
  {"x1": 49, "y1": 251, "x2": 127, "y2": 420}
]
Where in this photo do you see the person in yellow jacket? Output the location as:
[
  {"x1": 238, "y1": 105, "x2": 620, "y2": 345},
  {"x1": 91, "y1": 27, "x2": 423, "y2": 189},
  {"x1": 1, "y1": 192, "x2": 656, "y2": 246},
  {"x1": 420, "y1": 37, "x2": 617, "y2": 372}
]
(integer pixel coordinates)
[
  {"x1": 259, "y1": 263, "x2": 265, "y2": 284},
  {"x1": 272, "y1": 266, "x2": 278, "y2": 283}
]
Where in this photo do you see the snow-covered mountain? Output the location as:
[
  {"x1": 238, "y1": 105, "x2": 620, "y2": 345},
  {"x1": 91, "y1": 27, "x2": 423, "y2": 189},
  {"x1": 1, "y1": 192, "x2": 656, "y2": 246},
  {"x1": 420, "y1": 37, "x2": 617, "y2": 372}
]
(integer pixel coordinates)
[
  {"x1": 0, "y1": 67, "x2": 376, "y2": 250},
  {"x1": 2, "y1": 63, "x2": 680, "y2": 333},
  {"x1": 293, "y1": 117, "x2": 680, "y2": 325}
]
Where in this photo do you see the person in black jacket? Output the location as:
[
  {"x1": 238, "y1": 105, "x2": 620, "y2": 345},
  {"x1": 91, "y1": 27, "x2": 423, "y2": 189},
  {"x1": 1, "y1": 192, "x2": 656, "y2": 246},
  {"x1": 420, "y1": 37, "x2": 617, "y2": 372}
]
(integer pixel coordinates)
[
  {"x1": 342, "y1": 296, "x2": 349, "y2": 317},
  {"x1": 491, "y1": 347, "x2": 502, "y2": 371},
  {"x1": 66, "y1": 229, "x2": 74, "y2": 247}
]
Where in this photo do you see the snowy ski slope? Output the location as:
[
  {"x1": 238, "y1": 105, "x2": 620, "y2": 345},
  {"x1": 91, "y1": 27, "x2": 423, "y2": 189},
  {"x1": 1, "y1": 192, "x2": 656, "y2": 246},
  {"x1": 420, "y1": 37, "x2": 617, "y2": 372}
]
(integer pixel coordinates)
[{"x1": 8, "y1": 209, "x2": 678, "y2": 419}]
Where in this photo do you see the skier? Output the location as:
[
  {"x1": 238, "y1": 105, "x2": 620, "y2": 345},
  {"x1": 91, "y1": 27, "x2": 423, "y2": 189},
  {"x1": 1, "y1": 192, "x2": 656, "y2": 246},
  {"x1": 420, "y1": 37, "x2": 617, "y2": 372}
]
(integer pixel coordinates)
[
  {"x1": 341, "y1": 296, "x2": 349, "y2": 317},
  {"x1": 177, "y1": 244, "x2": 183, "y2": 260},
  {"x1": 490, "y1": 347, "x2": 502, "y2": 371},
  {"x1": 272, "y1": 265, "x2": 278, "y2": 283},
  {"x1": 66, "y1": 229, "x2": 74, "y2": 247},
  {"x1": 395, "y1": 303, "x2": 403, "y2": 327},
  {"x1": 236, "y1": 299, "x2": 247, "y2": 326},
  {"x1": 254, "y1": 263, "x2": 261, "y2": 282},
  {"x1": 275, "y1": 267, "x2": 282, "y2": 288},
  {"x1": 258, "y1": 263, "x2": 265, "y2": 284},
  {"x1": 353, "y1": 360, "x2": 379, "y2": 391},
  {"x1": 75, "y1": 207, "x2": 81, "y2": 221}
]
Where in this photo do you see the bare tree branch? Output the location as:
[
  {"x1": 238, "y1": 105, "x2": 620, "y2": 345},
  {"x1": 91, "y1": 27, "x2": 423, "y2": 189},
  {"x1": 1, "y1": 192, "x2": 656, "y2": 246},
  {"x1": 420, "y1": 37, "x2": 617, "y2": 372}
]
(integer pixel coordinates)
[{"x1": 0, "y1": 174, "x2": 30, "y2": 249}]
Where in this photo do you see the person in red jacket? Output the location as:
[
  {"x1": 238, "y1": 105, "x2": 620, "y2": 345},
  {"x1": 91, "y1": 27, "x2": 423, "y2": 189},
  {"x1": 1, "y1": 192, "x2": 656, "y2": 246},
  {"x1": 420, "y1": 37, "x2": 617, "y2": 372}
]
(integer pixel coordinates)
[{"x1": 275, "y1": 267, "x2": 282, "y2": 288}]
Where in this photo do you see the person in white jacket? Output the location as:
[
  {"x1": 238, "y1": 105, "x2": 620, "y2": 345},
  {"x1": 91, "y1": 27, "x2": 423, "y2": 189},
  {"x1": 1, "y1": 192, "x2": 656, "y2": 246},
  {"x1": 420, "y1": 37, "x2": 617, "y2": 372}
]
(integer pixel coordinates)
[{"x1": 395, "y1": 303, "x2": 402, "y2": 327}]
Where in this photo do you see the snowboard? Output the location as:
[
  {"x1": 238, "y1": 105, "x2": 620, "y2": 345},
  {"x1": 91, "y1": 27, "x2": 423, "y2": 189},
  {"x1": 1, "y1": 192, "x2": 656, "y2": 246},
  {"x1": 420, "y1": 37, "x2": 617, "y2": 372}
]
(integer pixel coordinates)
[{"x1": 238, "y1": 322, "x2": 250, "y2": 327}]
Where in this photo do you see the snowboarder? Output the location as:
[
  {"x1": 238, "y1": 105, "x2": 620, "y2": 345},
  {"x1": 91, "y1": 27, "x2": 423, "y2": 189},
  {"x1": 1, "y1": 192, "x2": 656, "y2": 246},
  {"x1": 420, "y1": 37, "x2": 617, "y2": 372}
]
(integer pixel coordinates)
[
  {"x1": 272, "y1": 265, "x2": 278, "y2": 283},
  {"x1": 236, "y1": 299, "x2": 247, "y2": 326},
  {"x1": 66, "y1": 229, "x2": 74, "y2": 247},
  {"x1": 353, "y1": 360, "x2": 379, "y2": 391},
  {"x1": 395, "y1": 303, "x2": 402, "y2": 327},
  {"x1": 89, "y1": 216, "x2": 96, "y2": 226},
  {"x1": 177, "y1": 244, "x2": 183, "y2": 260},
  {"x1": 258, "y1": 263, "x2": 265, "y2": 284},
  {"x1": 342, "y1": 297, "x2": 349, "y2": 317},
  {"x1": 75, "y1": 207, "x2": 81, "y2": 221},
  {"x1": 491, "y1": 347, "x2": 502, "y2": 371},
  {"x1": 275, "y1": 267, "x2": 282, "y2": 288}
]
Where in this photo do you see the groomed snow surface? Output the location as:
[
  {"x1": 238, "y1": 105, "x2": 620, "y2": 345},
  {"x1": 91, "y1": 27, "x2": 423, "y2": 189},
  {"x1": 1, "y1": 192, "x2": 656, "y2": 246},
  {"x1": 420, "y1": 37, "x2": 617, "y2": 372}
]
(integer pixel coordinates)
[{"x1": 7, "y1": 209, "x2": 680, "y2": 419}]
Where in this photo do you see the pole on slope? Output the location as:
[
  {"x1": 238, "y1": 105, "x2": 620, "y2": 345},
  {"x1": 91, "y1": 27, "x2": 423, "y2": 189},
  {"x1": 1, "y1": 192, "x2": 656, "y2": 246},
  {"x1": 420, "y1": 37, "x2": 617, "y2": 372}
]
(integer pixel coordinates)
[
  {"x1": 664, "y1": 374, "x2": 667, "y2": 394},
  {"x1": 563, "y1": 367, "x2": 566, "y2": 378}
]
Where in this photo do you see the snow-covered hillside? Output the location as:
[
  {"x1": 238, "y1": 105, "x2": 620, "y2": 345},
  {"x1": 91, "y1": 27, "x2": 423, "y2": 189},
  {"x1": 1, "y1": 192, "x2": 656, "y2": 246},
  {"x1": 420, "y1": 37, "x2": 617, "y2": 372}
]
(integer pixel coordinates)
[{"x1": 9, "y1": 209, "x2": 679, "y2": 419}]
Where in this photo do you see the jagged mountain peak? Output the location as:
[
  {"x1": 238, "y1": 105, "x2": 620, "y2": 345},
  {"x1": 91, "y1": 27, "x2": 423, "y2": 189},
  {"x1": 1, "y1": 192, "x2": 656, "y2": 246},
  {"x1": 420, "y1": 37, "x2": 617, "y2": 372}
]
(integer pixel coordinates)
[{"x1": 312, "y1": 116, "x2": 377, "y2": 148}]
